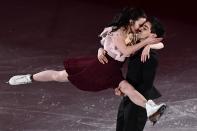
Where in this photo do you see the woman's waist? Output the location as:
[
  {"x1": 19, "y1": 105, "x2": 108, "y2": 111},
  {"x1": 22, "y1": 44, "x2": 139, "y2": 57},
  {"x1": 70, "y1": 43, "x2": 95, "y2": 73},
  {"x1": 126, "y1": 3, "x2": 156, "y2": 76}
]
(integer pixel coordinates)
[
  {"x1": 105, "y1": 53, "x2": 125, "y2": 67},
  {"x1": 106, "y1": 50, "x2": 126, "y2": 62}
]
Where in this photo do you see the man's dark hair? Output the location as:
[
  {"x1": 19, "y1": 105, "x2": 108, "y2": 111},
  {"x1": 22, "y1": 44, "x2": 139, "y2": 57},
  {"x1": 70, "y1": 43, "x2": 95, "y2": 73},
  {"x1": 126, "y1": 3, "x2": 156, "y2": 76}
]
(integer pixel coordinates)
[{"x1": 147, "y1": 17, "x2": 165, "y2": 38}]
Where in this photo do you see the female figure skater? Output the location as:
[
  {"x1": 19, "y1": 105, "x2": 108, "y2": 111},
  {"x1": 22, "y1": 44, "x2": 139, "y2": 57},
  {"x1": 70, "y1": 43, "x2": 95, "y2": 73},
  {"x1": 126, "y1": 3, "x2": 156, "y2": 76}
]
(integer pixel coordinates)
[{"x1": 8, "y1": 8, "x2": 166, "y2": 124}]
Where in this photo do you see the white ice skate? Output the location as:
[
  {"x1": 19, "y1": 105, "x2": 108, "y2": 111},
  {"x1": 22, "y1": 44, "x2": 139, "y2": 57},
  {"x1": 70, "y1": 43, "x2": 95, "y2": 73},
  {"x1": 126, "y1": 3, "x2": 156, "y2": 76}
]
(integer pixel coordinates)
[
  {"x1": 7, "y1": 74, "x2": 32, "y2": 85},
  {"x1": 145, "y1": 100, "x2": 167, "y2": 125}
]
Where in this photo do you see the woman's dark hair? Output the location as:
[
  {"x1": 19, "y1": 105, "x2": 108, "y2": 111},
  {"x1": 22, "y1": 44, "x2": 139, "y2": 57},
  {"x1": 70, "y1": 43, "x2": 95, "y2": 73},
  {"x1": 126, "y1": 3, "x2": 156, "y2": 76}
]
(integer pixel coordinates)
[
  {"x1": 107, "y1": 7, "x2": 147, "y2": 32},
  {"x1": 147, "y1": 17, "x2": 165, "y2": 38}
]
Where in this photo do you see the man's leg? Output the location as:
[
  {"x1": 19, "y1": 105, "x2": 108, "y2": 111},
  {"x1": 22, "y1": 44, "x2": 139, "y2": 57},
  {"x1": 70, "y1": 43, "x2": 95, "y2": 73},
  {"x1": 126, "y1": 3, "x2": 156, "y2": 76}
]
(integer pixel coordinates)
[
  {"x1": 116, "y1": 97, "x2": 146, "y2": 131},
  {"x1": 135, "y1": 105, "x2": 147, "y2": 131},
  {"x1": 124, "y1": 102, "x2": 147, "y2": 131},
  {"x1": 116, "y1": 98, "x2": 125, "y2": 131}
]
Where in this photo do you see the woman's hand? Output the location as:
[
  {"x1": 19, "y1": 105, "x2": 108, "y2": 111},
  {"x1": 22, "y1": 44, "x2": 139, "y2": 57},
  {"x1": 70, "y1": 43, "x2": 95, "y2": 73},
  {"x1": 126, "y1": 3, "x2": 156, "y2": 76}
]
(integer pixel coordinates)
[
  {"x1": 143, "y1": 35, "x2": 163, "y2": 45},
  {"x1": 141, "y1": 45, "x2": 150, "y2": 63},
  {"x1": 97, "y1": 48, "x2": 108, "y2": 64},
  {"x1": 114, "y1": 87, "x2": 125, "y2": 96}
]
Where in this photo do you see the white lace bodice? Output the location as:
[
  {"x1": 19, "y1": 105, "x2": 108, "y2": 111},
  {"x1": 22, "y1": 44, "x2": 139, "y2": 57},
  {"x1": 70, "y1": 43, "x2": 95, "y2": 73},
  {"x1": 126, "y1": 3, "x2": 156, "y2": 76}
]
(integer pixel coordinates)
[{"x1": 100, "y1": 27, "x2": 127, "y2": 62}]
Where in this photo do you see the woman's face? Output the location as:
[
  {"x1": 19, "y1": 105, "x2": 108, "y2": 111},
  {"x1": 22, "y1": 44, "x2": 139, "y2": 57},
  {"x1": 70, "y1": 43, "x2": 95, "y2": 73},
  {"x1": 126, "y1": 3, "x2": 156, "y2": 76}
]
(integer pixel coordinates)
[{"x1": 131, "y1": 17, "x2": 146, "y2": 33}]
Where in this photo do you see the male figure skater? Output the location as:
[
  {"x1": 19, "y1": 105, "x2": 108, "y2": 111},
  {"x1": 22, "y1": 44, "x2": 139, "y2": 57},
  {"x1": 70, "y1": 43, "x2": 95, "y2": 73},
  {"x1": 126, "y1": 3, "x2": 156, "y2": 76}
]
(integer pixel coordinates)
[{"x1": 98, "y1": 17, "x2": 165, "y2": 130}]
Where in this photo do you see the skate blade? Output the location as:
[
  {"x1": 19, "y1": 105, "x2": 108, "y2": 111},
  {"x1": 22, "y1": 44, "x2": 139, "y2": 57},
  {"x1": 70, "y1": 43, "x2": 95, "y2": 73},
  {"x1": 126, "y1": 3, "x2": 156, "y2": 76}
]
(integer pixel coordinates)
[{"x1": 149, "y1": 105, "x2": 167, "y2": 126}]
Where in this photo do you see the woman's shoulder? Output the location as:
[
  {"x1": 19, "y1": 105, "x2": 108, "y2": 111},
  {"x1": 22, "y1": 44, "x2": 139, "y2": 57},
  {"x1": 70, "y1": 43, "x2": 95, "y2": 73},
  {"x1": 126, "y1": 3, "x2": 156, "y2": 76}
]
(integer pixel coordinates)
[{"x1": 111, "y1": 28, "x2": 126, "y2": 38}]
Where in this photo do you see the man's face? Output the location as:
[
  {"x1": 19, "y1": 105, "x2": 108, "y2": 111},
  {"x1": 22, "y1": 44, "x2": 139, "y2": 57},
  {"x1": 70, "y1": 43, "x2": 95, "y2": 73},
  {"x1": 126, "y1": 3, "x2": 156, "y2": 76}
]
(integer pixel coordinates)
[
  {"x1": 132, "y1": 17, "x2": 146, "y2": 33},
  {"x1": 137, "y1": 21, "x2": 154, "y2": 40}
]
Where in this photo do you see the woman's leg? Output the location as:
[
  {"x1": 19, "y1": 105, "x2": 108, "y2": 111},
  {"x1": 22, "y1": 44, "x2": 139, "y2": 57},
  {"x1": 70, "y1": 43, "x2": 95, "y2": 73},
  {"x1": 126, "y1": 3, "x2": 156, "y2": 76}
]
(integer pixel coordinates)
[
  {"x1": 33, "y1": 70, "x2": 69, "y2": 82},
  {"x1": 118, "y1": 80, "x2": 167, "y2": 124},
  {"x1": 8, "y1": 70, "x2": 69, "y2": 85},
  {"x1": 118, "y1": 80, "x2": 147, "y2": 108}
]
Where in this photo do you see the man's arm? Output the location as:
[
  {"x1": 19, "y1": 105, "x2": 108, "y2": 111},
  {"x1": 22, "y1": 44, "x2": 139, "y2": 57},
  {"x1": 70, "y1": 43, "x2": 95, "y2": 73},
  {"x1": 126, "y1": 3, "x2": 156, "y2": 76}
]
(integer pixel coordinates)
[{"x1": 141, "y1": 42, "x2": 164, "y2": 63}]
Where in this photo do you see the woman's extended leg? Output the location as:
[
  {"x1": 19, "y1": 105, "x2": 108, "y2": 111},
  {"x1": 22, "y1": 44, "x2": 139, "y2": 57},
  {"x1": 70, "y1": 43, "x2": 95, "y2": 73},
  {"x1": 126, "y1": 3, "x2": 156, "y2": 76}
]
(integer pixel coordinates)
[
  {"x1": 8, "y1": 70, "x2": 69, "y2": 85},
  {"x1": 33, "y1": 70, "x2": 68, "y2": 82}
]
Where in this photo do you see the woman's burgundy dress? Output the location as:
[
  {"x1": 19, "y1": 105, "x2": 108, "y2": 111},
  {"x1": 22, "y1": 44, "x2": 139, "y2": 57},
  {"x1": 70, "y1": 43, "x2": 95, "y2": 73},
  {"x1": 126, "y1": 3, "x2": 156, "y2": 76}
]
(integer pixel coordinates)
[{"x1": 63, "y1": 54, "x2": 124, "y2": 92}]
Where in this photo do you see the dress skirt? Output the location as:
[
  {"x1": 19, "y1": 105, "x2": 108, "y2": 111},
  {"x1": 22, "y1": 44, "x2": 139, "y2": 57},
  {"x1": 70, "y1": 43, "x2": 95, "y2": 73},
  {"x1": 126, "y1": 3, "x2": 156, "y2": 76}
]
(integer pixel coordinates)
[{"x1": 63, "y1": 54, "x2": 124, "y2": 92}]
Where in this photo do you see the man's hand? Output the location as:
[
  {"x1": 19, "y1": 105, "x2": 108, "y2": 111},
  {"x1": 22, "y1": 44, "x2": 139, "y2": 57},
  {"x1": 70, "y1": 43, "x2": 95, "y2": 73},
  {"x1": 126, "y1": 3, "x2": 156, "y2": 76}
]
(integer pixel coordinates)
[
  {"x1": 141, "y1": 45, "x2": 150, "y2": 63},
  {"x1": 97, "y1": 48, "x2": 108, "y2": 64}
]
